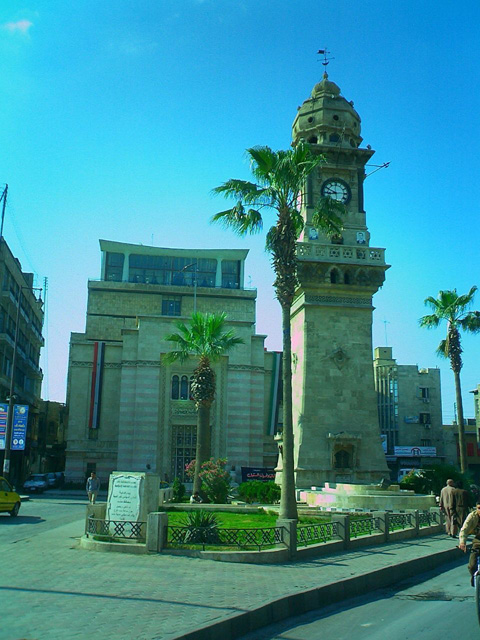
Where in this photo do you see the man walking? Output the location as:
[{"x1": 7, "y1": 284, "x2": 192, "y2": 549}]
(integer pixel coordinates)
[
  {"x1": 454, "y1": 480, "x2": 471, "y2": 528},
  {"x1": 439, "y1": 478, "x2": 457, "y2": 537},
  {"x1": 86, "y1": 472, "x2": 101, "y2": 504}
]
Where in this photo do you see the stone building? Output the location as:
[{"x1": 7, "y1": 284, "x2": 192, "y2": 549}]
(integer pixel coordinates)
[
  {"x1": 0, "y1": 238, "x2": 44, "y2": 482},
  {"x1": 65, "y1": 240, "x2": 280, "y2": 483},
  {"x1": 288, "y1": 73, "x2": 389, "y2": 486},
  {"x1": 373, "y1": 346, "x2": 447, "y2": 477}
]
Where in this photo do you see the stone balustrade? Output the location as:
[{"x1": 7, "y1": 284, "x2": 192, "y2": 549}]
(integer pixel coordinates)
[{"x1": 296, "y1": 242, "x2": 385, "y2": 265}]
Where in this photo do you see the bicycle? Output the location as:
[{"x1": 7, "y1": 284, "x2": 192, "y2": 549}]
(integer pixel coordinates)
[{"x1": 466, "y1": 546, "x2": 480, "y2": 624}]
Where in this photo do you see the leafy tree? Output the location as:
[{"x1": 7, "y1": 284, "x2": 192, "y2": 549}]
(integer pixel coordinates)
[
  {"x1": 164, "y1": 312, "x2": 243, "y2": 493},
  {"x1": 400, "y1": 464, "x2": 474, "y2": 499},
  {"x1": 212, "y1": 142, "x2": 344, "y2": 520},
  {"x1": 420, "y1": 287, "x2": 480, "y2": 472},
  {"x1": 186, "y1": 457, "x2": 231, "y2": 503}
]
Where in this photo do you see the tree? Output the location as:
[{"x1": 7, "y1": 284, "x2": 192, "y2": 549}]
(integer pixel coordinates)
[
  {"x1": 164, "y1": 312, "x2": 244, "y2": 493},
  {"x1": 420, "y1": 287, "x2": 480, "y2": 473},
  {"x1": 212, "y1": 142, "x2": 345, "y2": 520}
]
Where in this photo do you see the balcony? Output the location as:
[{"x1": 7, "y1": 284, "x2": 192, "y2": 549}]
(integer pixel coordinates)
[{"x1": 296, "y1": 242, "x2": 386, "y2": 266}]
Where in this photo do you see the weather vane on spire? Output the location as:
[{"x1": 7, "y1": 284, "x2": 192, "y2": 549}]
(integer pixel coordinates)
[{"x1": 317, "y1": 48, "x2": 334, "y2": 73}]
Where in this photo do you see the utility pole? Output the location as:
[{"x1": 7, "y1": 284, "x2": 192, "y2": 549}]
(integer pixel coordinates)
[
  {"x1": 3, "y1": 285, "x2": 43, "y2": 482},
  {"x1": 0, "y1": 184, "x2": 8, "y2": 241}
]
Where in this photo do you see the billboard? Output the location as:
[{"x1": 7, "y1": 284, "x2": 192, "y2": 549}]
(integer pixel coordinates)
[
  {"x1": 394, "y1": 446, "x2": 436, "y2": 457},
  {"x1": 241, "y1": 467, "x2": 276, "y2": 483}
]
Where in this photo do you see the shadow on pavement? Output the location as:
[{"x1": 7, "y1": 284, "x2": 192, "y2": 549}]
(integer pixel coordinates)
[{"x1": 0, "y1": 515, "x2": 45, "y2": 525}]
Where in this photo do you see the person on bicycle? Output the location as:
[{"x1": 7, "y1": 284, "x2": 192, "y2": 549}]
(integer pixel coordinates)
[{"x1": 459, "y1": 500, "x2": 480, "y2": 585}]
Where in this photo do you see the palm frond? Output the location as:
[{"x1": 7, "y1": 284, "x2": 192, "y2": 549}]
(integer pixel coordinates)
[
  {"x1": 211, "y1": 204, "x2": 263, "y2": 236},
  {"x1": 459, "y1": 310, "x2": 480, "y2": 333},
  {"x1": 311, "y1": 197, "x2": 344, "y2": 236},
  {"x1": 436, "y1": 339, "x2": 448, "y2": 358},
  {"x1": 419, "y1": 314, "x2": 441, "y2": 329}
]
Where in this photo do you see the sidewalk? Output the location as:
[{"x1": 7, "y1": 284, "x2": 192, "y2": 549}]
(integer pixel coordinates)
[{"x1": 1, "y1": 512, "x2": 464, "y2": 640}]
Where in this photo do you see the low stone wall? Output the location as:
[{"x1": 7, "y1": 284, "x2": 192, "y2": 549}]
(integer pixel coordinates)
[{"x1": 80, "y1": 506, "x2": 445, "y2": 563}]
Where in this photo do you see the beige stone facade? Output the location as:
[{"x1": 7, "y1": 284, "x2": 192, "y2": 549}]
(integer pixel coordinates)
[
  {"x1": 373, "y1": 346, "x2": 448, "y2": 477},
  {"x1": 289, "y1": 74, "x2": 389, "y2": 486},
  {"x1": 65, "y1": 241, "x2": 281, "y2": 483}
]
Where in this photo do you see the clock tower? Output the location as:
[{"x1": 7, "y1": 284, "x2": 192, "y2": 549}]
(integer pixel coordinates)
[{"x1": 290, "y1": 73, "x2": 389, "y2": 486}]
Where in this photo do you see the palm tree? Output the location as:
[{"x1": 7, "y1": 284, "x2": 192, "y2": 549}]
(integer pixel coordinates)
[
  {"x1": 164, "y1": 312, "x2": 244, "y2": 494},
  {"x1": 420, "y1": 287, "x2": 480, "y2": 473},
  {"x1": 212, "y1": 142, "x2": 345, "y2": 520}
]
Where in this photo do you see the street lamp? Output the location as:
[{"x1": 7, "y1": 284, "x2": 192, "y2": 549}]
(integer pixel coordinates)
[{"x1": 2, "y1": 285, "x2": 42, "y2": 482}]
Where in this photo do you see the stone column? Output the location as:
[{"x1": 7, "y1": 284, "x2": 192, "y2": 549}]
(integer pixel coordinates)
[
  {"x1": 147, "y1": 512, "x2": 169, "y2": 552},
  {"x1": 332, "y1": 514, "x2": 350, "y2": 549}
]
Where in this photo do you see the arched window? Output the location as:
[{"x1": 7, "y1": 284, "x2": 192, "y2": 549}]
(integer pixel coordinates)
[
  {"x1": 171, "y1": 375, "x2": 179, "y2": 400},
  {"x1": 180, "y1": 375, "x2": 189, "y2": 400},
  {"x1": 335, "y1": 449, "x2": 351, "y2": 469},
  {"x1": 308, "y1": 135, "x2": 318, "y2": 144},
  {"x1": 344, "y1": 272, "x2": 351, "y2": 285},
  {"x1": 189, "y1": 376, "x2": 194, "y2": 400},
  {"x1": 330, "y1": 269, "x2": 339, "y2": 284}
]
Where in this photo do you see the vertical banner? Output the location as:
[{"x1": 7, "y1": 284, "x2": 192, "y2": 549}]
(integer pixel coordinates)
[
  {"x1": 268, "y1": 352, "x2": 282, "y2": 436},
  {"x1": 0, "y1": 403, "x2": 7, "y2": 450},
  {"x1": 11, "y1": 405, "x2": 28, "y2": 450},
  {"x1": 88, "y1": 341, "x2": 105, "y2": 429}
]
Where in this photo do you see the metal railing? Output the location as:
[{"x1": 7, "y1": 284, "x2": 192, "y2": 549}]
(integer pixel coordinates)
[
  {"x1": 388, "y1": 513, "x2": 414, "y2": 532},
  {"x1": 418, "y1": 510, "x2": 441, "y2": 528},
  {"x1": 86, "y1": 517, "x2": 146, "y2": 540},
  {"x1": 297, "y1": 521, "x2": 339, "y2": 546},
  {"x1": 350, "y1": 516, "x2": 382, "y2": 538},
  {"x1": 166, "y1": 525, "x2": 285, "y2": 551}
]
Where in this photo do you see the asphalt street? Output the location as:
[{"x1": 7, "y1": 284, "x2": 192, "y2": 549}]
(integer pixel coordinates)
[{"x1": 240, "y1": 561, "x2": 478, "y2": 640}]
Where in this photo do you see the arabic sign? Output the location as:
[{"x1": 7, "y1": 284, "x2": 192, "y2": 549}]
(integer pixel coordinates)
[
  {"x1": 394, "y1": 446, "x2": 436, "y2": 457},
  {"x1": 11, "y1": 405, "x2": 28, "y2": 451},
  {"x1": 404, "y1": 416, "x2": 419, "y2": 424},
  {"x1": 0, "y1": 403, "x2": 7, "y2": 450},
  {"x1": 241, "y1": 467, "x2": 276, "y2": 483}
]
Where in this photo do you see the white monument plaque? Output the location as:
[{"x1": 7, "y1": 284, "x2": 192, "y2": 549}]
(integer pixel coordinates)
[{"x1": 106, "y1": 474, "x2": 144, "y2": 536}]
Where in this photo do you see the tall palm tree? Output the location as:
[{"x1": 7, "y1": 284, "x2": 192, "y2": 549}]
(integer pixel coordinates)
[
  {"x1": 164, "y1": 312, "x2": 244, "y2": 494},
  {"x1": 420, "y1": 286, "x2": 480, "y2": 473},
  {"x1": 212, "y1": 142, "x2": 345, "y2": 520}
]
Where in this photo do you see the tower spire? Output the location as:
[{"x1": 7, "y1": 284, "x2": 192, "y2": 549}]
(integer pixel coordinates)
[{"x1": 317, "y1": 48, "x2": 334, "y2": 76}]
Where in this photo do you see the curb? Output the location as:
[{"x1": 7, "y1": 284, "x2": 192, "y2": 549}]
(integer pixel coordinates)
[{"x1": 173, "y1": 545, "x2": 464, "y2": 640}]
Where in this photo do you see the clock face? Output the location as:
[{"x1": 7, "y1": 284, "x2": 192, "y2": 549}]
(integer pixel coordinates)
[{"x1": 321, "y1": 179, "x2": 351, "y2": 204}]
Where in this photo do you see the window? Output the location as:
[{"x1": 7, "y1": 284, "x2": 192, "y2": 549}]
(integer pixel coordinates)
[
  {"x1": 129, "y1": 255, "x2": 217, "y2": 288},
  {"x1": 334, "y1": 449, "x2": 351, "y2": 469},
  {"x1": 419, "y1": 387, "x2": 430, "y2": 400},
  {"x1": 105, "y1": 252, "x2": 124, "y2": 282},
  {"x1": 171, "y1": 375, "x2": 179, "y2": 400},
  {"x1": 419, "y1": 413, "x2": 431, "y2": 424},
  {"x1": 162, "y1": 297, "x2": 181, "y2": 316},
  {"x1": 221, "y1": 260, "x2": 240, "y2": 289},
  {"x1": 85, "y1": 462, "x2": 96, "y2": 477},
  {"x1": 180, "y1": 375, "x2": 189, "y2": 400},
  {"x1": 421, "y1": 439, "x2": 431, "y2": 447},
  {"x1": 467, "y1": 443, "x2": 475, "y2": 457},
  {"x1": 172, "y1": 425, "x2": 197, "y2": 482}
]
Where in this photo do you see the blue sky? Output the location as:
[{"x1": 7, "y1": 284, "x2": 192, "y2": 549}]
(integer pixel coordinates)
[{"x1": 0, "y1": 0, "x2": 479, "y2": 424}]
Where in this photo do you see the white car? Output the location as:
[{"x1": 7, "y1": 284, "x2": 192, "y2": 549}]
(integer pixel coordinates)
[{"x1": 23, "y1": 474, "x2": 49, "y2": 493}]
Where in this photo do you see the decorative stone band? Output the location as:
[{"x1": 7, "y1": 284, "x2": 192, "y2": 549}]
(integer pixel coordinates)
[
  {"x1": 297, "y1": 242, "x2": 386, "y2": 265},
  {"x1": 228, "y1": 364, "x2": 265, "y2": 373},
  {"x1": 304, "y1": 294, "x2": 373, "y2": 307},
  {"x1": 71, "y1": 361, "x2": 122, "y2": 368}
]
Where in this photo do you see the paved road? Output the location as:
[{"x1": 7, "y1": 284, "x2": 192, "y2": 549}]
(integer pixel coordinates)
[
  {"x1": 0, "y1": 498, "x2": 465, "y2": 640},
  {"x1": 0, "y1": 496, "x2": 87, "y2": 541},
  {"x1": 241, "y1": 561, "x2": 478, "y2": 640}
]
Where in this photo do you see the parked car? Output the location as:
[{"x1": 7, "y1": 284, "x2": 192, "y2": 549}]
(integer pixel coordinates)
[
  {"x1": 23, "y1": 474, "x2": 49, "y2": 493},
  {"x1": 46, "y1": 472, "x2": 58, "y2": 488},
  {"x1": 0, "y1": 476, "x2": 21, "y2": 516}
]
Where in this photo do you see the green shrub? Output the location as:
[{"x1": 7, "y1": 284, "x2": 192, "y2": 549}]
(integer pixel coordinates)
[
  {"x1": 186, "y1": 458, "x2": 231, "y2": 503},
  {"x1": 238, "y1": 480, "x2": 280, "y2": 504},
  {"x1": 400, "y1": 464, "x2": 474, "y2": 499},
  {"x1": 172, "y1": 477, "x2": 186, "y2": 503},
  {"x1": 180, "y1": 509, "x2": 220, "y2": 543}
]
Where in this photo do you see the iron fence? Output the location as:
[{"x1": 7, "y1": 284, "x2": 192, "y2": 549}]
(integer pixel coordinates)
[
  {"x1": 418, "y1": 510, "x2": 441, "y2": 528},
  {"x1": 167, "y1": 525, "x2": 285, "y2": 551},
  {"x1": 86, "y1": 517, "x2": 146, "y2": 540},
  {"x1": 388, "y1": 513, "x2": 414, "y2": 532},
  {"x1": 297, "y1": 521, "x2": 339, "y2": 546},
  {"x1": 350, "y1": 517, "x2": 382, "y2": 538}
]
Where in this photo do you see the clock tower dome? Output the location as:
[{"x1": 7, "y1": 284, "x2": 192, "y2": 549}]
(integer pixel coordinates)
[{"x1": 290, "y1": 73, "x2": 389, "y2": 486}]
